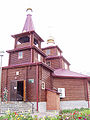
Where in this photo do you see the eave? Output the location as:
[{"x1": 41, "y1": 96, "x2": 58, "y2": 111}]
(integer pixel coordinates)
[
  {"x1": 45, "y1": 88, "x2": 60, "y2": 94},
  {"x1": 2, "y1": 62, "x2": 54, "y2": 72},
  {"x1": 52, "y1": 74, "x2": 89, "y2": 79},
  {"x1": 6, "y1": 45, "x2": 31, "y2": 53},
  {"x1": 11, "y1": 31, "x2": 31, "y2": 38},
  {"x1": 42, "y1": 45, "x2": 62, "y2": 53},
  {"x1": 6, "y1": 45, "x2": 46, "y2": 57},
  {"x1": 46, "y1": 55, "x2": 70, "y2": 65},
  {"x1": 33, "y1": 31, "x2": 44, "y2": 42},
  {"x1": 32, "y1": 45, "x2": 46, "y2": 57},
  {"x1": 52, "y1": 69, "x2": 90, "y2": 79},
  {"x1": 11, "y1": 31, "x2": 44, "y2": 42},
  {"x1": 38, "y1": 62, "x2": 54, "y2": 72}
]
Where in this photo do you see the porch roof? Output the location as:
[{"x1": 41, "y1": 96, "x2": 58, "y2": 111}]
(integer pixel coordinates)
[{"x1": 52, "y1": 69, "x2": 90, "y2": 79}]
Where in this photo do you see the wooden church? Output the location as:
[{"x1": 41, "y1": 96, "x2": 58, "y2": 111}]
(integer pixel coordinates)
[{"x1": 1, "y1": 9, "x2": 90, "y2": 112}]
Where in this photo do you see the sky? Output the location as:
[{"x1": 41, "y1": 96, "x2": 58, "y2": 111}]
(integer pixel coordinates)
[{"x1": 0, "y1": 0, "x2": 90, "y2": 75}]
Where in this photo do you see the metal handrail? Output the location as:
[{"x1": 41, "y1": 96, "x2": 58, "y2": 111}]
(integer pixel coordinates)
[
  {"x1": 25, "y1": 98, "x2": 34, "y2": 114},
  {"x1": 17, "y1": 93, "x2": 34, "y2": 113}
]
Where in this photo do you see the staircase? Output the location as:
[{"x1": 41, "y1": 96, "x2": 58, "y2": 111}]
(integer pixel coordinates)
[{"x1": 0, "y1": 101, "x2": 34, "y2": 114}]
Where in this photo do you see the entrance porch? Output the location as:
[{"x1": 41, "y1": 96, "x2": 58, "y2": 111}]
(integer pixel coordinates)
[{"x1": 10, "y1": 80, "x2": 26, "y2": 101}]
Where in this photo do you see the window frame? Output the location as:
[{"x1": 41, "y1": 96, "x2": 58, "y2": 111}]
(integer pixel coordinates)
[
  {"x1": 65, "y1": 62, "x2": 68, "y2": 69},
  {"x1": 46, "y1": 49, "x2": 50, "y2": 55},
  {"x1": 18, "y1": 51, "x2": 23, "y2": 59},
  {"x1": 46, "y1": 61, "x2": 51, "y2": 66},
  {"x1": 38, "y1": 54, "x2": 41, "y2": 62}
]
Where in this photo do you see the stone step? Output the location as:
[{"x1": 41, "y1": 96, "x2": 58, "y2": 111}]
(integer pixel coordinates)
[{"x1": 0, "y1": 101, "x2": 35, "y2": 114}]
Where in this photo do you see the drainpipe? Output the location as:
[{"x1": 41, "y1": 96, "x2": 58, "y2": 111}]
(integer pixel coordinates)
[
  {"x1": 86, "y1": 80, "x2": 89, "y2": 108},
  {"x1": 0, "y1": 51, "x2": 4, "y2": 102},
  {"x1": 36, "y1": 64, "x2": 39, "y2": 111}
]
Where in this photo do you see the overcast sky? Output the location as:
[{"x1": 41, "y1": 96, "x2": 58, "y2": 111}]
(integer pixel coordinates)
[{"x1": 0, "y1": 0, "x2": 90, "y2": 75}]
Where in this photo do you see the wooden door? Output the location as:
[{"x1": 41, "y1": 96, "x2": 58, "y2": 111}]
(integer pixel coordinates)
[
  {"x1": 46, "y1": 90, "x2": 60, "y2": 110},
  {"x1": 10, "y1": 81, "x2": 17, "y2": 101}
]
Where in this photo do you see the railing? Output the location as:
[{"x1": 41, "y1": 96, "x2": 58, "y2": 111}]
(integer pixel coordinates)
[{"x1": 17, "y1": 94, "x2": 34, "y2": 113}]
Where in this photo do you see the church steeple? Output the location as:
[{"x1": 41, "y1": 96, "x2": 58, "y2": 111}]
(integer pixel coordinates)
[
  {"x1": 11, "y1": 8, "x2": 44, "y2": 50},
  {"x1": 22, "y1": 8, "x2": 35, "y2": 32}
]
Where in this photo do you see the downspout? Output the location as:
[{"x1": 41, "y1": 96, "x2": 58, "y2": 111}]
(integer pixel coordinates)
[
  {"x1": 0, "y1": 55, "x2": 3, "y2": 102},
  {"x1": 36, "y1": 64, "x2": 39, "y2": 111},
  {"x1": 86, "y1": 80, "x2": 89, "y2": 108},
  {"x1": 6, "y1": 69, "x2": 8, "y2": 100}
]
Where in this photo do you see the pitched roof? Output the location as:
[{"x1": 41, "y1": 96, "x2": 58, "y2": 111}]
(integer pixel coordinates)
[
  {"x1": 52, "y1": 69, "x2": 90, "y2": 78},
  {"x1": 22, "y1": 14, "x2": 35, "y2": 32}
]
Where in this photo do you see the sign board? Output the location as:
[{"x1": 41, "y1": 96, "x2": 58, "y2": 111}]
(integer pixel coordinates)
[
  {"x1": 14, "y1": 87, "x2": 17, "y2": 89},
  {"x1": 28, "y1": 79, "x2": 34, "y2": 83}
]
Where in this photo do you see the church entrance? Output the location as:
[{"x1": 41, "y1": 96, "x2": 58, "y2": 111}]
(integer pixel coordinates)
[
  {"x1": 10, "y1": 80, "x2": 25, "y2": 101},
  {"x1": 17, "y1": 81, "x2": 23, "y2": 101}
]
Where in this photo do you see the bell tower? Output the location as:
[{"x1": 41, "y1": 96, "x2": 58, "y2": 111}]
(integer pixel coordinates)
[
  {"x1": 7, "y1": 9, "x2": 45, "y2": 66},
  {"x1": 12, "y1": 8, "x2": 43, "y2": 50}
]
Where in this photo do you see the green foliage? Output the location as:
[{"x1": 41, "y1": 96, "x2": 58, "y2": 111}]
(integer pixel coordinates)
[
  {"x1": 3, "y1": 87, "x2": 8, "y2": 102},
  {"x1": 61, "y1": 108, "x2": 89, "y2": 113}
]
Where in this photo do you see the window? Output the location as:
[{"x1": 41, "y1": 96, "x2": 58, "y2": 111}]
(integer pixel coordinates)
[
  {"x1": 65, "y1": 63, "x2": 67, "y2": 69},
  {"x1": 38, "y1": 54, "x2": 41, "y2": 62},
  {"x1": 16, "y1": 71, "x2": 19, "y2": 75},
  {"x1": 34, "y1": 39, "x2": 38, "y2": 47},
  {"x1": 46, "y1": 49, "x2": 50, "y2": 55},
  {"x1": 18, "y1": 36, "x2": 30, "y2": 44},
  {"x1": 18, "y1": 51, "x2": 23, "y2": 59},
  {"x1": 46, "y1": 62, "x2": 51, "y2": 66},
  {"x1": 57, "y1": 50, "x2": 60, "y2": 56}
]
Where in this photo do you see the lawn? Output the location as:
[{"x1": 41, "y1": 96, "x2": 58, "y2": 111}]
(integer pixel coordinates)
[{"x1": 0, "y1": 108, "x2": 90, "y2": 120}]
